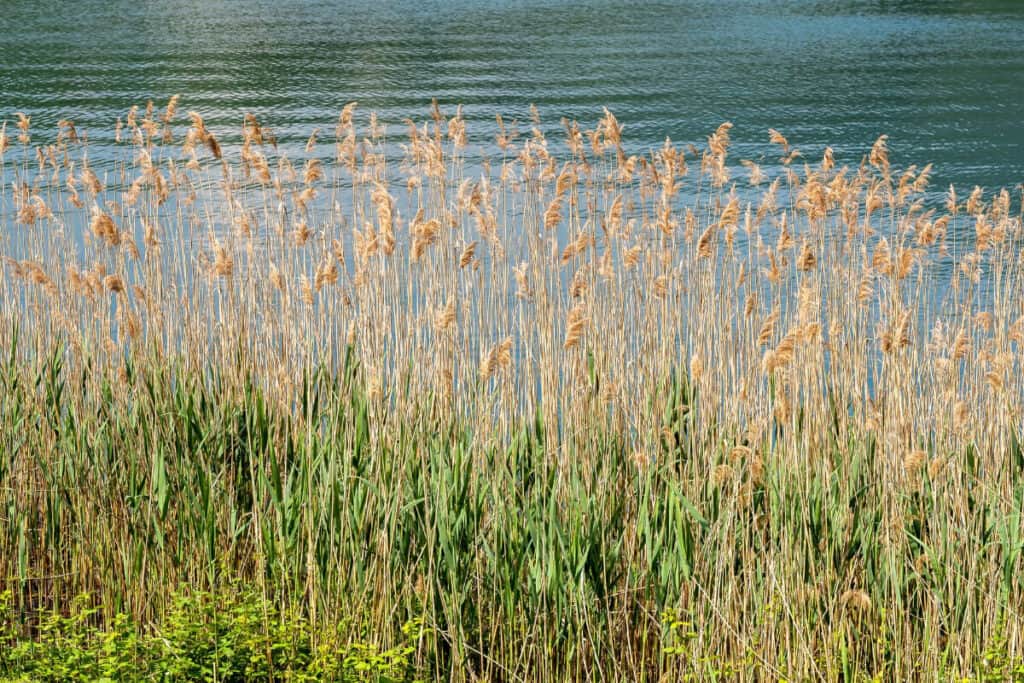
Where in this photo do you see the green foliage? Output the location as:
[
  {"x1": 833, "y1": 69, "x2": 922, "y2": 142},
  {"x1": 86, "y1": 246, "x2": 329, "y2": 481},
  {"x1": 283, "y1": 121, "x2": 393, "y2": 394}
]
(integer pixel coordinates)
[
  {"x1": 0, "y1": 586, "x2": 428, "y2": 682},
  {"x1": 2, "y1": 346, "x2": 1024, "y2": 680}
]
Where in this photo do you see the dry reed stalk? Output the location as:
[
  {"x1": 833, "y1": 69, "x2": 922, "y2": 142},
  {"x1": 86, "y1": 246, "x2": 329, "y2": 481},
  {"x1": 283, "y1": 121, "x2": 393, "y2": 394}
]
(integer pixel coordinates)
[{"x1": 1, "y1": 101, "x2": 1022, "y2": 682}]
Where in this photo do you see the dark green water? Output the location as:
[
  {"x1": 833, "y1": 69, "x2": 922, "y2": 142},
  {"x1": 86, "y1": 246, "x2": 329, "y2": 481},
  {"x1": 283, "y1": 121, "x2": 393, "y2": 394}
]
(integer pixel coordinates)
[{"x1": 2, "y1": 0, "x2": 1024, "y2": 190}]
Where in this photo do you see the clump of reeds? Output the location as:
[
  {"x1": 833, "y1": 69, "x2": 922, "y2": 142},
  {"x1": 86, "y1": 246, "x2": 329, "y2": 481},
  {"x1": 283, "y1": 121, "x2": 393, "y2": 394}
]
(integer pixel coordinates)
[{"x1": 0, "y1": 99, "x2": 1023, "y2": 681}]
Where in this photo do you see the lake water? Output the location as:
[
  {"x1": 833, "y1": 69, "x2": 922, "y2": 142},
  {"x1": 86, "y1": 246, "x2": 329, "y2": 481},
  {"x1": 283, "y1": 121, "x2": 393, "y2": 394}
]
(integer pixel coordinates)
[{"x1": 2, "y1": 0, "x2": 1024, "y2": 194}]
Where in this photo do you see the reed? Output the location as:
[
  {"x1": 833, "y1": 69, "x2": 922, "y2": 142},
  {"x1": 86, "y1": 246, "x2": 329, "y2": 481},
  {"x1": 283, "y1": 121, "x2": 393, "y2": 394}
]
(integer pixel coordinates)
[{"x1": 1, "y1": 99, "x2": 1023, "y2": 681}]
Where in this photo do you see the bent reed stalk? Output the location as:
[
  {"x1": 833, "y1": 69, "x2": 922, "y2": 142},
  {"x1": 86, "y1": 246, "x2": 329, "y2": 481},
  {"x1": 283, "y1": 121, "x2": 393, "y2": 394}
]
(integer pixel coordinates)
[{"x1": 1, "y1": 99, "x2": 1024, "y2": 681}]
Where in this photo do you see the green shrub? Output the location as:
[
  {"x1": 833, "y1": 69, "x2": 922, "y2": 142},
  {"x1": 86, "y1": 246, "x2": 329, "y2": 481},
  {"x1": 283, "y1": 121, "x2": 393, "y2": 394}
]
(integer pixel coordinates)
[{"x1": 0, "y1": 585, "x2": 428, "y2": 682}]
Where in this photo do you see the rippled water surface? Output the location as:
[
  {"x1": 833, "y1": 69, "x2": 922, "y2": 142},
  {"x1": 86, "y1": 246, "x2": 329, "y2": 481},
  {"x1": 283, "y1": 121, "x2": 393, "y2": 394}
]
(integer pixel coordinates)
[{"x1": 2, "y1": 0, "x2": 1023, "y2": 188}]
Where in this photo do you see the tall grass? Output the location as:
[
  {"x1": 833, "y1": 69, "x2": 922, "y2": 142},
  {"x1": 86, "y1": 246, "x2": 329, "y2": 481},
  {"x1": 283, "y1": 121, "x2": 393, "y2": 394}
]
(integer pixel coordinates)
[{"x1": 1, "y1": 100, "x2": 1023, "y2": 680}]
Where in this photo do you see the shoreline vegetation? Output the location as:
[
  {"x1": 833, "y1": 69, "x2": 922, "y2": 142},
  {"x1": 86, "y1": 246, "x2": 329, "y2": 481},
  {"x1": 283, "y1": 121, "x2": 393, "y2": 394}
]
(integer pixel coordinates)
[{"x1": 1, "y1": 99, "x2": 1024, "y2": 681}]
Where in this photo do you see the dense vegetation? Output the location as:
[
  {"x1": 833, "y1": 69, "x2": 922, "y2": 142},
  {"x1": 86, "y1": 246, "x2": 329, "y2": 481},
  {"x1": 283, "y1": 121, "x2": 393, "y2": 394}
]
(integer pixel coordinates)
[{"x1": 1, "y1": 101, "x2": 1023, "y2": 680}]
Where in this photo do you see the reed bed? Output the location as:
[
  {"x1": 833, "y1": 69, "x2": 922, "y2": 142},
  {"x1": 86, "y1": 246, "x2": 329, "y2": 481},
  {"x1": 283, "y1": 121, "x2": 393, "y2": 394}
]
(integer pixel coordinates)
[{"x1": 1, "y1": 99, "x2": 1024, "y2": 681}]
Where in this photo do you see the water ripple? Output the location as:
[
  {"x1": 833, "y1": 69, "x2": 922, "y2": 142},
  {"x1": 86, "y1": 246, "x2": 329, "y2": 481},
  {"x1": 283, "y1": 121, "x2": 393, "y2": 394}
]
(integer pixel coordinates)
[{"x1": 0, "y1": 0, "x2": 1022, "y2": 195}]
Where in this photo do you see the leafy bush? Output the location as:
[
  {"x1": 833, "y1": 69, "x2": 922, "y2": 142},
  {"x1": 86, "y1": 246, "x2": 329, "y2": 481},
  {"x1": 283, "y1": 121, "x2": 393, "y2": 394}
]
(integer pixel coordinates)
[{"x1": 0, "y1": 586, "x2": 429, "y2": 682}]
